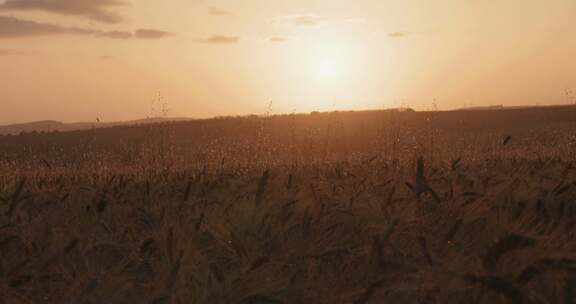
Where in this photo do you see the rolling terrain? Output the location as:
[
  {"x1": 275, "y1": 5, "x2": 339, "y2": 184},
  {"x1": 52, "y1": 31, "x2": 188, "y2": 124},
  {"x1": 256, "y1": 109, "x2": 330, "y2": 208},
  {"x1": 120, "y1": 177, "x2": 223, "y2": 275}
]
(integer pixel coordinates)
[
  {"x1": 0, "y1": 105, "x2": 575, "y2": 303},
  {"x1": 0, "y1": 117, "x2": 193, "y2": 136}
]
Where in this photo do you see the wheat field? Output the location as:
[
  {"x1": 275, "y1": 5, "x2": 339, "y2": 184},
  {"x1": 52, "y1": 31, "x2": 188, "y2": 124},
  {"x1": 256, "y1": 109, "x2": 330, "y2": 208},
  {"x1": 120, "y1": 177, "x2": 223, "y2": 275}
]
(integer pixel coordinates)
[{"x1": 1, "y1": 107, "x2": 576, "y2": 303}]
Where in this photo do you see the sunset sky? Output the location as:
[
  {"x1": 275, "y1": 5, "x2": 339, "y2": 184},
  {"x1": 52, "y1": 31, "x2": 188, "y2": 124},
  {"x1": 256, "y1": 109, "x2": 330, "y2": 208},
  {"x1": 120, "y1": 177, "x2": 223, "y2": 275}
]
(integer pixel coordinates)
[{"x1": 1, "y1": 0, "x2": 576, "y2": 124}]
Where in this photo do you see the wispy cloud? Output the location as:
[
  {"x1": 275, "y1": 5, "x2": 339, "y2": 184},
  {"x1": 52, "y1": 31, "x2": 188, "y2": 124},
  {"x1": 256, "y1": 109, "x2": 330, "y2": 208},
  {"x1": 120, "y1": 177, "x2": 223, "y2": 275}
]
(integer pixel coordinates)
[
  {"x1": 198, "y1": 35, "x2": 239, "y2": 44},
  {"x1": 275, "y1": 14, "x2": 326, "y2": 27},
  {"x1": 0, "y1": 0, "x2": 128, "y2": 23},
  {"x1": 0, "y1": 48, "x2": 28, "y2": 56},
  {"x1": 94, "y1": 29, "x2": 172, "y2": 39},
  {"x1": 135, "y1": 29, "x2": 172, "y2": 39},
  {"x1": 96, "y1": 30, "x2": 132, "y2": 39},
  {"x1": 388, "y1": 32, "x2": 408, "y2": 38},
  {"x1": 0, "y1": 16, "x2": 172, "y2": 40},
  {"x1": 275, "y1": 14, "x2": 365, "y2": 28},
  {"x1": 269, "y1": 36, "x2": 289, "y2": 43},
  {"x1": 209, "y1": 7, "x2": 232, "y2": 16},
  {"x1": 0, "y1": 16, "x2": 93, "y2": 38}
]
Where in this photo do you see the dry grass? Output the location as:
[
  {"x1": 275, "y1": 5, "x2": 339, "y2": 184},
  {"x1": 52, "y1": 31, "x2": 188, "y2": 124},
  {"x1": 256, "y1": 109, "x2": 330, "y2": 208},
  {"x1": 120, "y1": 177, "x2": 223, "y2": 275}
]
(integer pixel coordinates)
[{"x1": 1, "y1": 107, "x2": 576, "y2": 303}]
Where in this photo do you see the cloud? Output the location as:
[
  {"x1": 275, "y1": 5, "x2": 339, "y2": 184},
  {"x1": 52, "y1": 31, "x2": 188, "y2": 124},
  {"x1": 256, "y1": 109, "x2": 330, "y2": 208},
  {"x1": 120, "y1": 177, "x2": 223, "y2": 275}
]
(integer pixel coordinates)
[
  {"x1": 0, "y1": 16, "x2": 172, "y2": 40},
  {"x1": 0, "y1": 15, "x2": 94, "y2": 37},
  {"x1": 96, "y1": 30, "x2": 132, "y2": 39},
  {"x1": 135, "y1": 29, "x2": 172, "y2": 39},
  {"x1": 275, "y1": 14, "x2": 368, "y2": 28},
  {"x1": 269, "y1": 36, "x2": 288, "y2": 43},
  {"x1": 0, "y1": 48, "x2": 27, "y2": 56},
  {"x1": 0, "y1": 0, "x2": 127, "y2": 23},
  {"x1": 209, "y1": 7, "x2": 232, "y2": 16},
  {"x1": 388, "y1": 32, "x2": 408, "y2": 38},
  {"x1": 198, "y1": 35, "x2": 239, "y2": 44},
  {"x1": 275, "y1": 14, "x2": 326, "y2": 27},
  {"x1": 97, "y1": 29, "x2": 173, "y2": 39}
]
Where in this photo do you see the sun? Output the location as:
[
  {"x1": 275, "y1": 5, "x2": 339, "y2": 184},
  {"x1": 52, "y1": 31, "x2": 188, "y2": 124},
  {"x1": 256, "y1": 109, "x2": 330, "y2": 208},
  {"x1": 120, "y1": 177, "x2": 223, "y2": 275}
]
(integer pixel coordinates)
[
  {"x1": 281, "y1": 36, "x2": 372, "y2": 111},
  {"x1": 316, "y1": 59, "x2": 338, "y2": 80}
]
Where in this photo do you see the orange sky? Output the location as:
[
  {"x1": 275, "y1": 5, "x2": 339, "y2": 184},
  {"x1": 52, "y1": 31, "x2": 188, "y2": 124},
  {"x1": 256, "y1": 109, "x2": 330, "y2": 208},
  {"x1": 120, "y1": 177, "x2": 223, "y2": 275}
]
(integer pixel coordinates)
[{"x1": 1, "y1": 0, "x2": 576, "y2": 124}]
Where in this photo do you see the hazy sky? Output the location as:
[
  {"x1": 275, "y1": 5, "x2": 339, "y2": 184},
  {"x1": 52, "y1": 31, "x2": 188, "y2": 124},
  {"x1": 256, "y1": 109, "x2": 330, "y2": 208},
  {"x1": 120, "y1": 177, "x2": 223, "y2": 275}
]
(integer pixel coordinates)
[{"x1": 1, "y1": 0, "x2": 576, "y2": 124}]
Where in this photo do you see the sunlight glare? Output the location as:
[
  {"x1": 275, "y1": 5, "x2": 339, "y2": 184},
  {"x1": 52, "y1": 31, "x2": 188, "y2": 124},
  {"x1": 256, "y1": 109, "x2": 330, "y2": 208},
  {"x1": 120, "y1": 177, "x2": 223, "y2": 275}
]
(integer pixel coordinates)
[{"x1": 316, "y1": 58, "x2": 338, "y2": 80}]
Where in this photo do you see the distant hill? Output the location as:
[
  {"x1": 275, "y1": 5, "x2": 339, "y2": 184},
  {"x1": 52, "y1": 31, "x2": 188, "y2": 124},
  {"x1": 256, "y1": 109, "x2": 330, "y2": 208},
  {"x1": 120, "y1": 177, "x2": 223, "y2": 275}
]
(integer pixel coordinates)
[
  {"x1": 0, "y1": 103, "x2": 573, "y2": 136},
  {"x1": 0, "y1": 117, "x2": 193, "y2": 135},
  {"x1": 457, "y1": 105, "x2": 505, "y2": 111},
  {"x1": 456, "y1": 104, "x2": 574, "y2": 111}
]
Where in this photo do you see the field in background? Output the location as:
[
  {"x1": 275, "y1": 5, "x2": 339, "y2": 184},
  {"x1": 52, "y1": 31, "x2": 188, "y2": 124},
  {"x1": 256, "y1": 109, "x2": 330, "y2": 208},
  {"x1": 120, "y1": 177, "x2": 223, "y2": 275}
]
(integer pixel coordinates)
[{"x1": 1, "y1": 106, "x2": 576, "y2": 303}]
